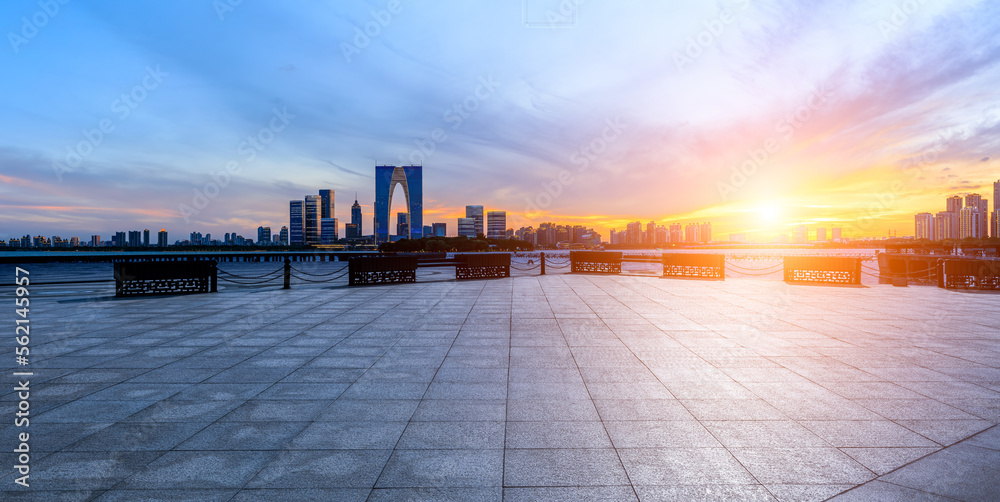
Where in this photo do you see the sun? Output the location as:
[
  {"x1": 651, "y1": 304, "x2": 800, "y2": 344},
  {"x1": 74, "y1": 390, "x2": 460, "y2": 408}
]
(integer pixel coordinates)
[{"x1": 758, "y1": 203, "x2": 784, "y2": 227}]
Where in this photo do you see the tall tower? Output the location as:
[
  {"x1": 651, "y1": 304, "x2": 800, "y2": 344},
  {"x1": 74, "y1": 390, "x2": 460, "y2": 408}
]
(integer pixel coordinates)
[
  {"x1": 993, "y1": 180, "x2": 1000, "y2": 238},
  {"x1": 319, "y1": 189, "x2": 334, "y2": 219},
  {"x1": 351, "y1": 196, "x2": 362, "y2": 230},
  {"x1": 304, "y1": 195, "x2": 319, "y2": 245},
  {"x1": 374, "y1": 165, "x2": 422, "y2": 243},
  {"x1": 290, "y1": 200, "x2": 304, "y2": 246},
  {"x1": 465, "y1": 205, "x2": 484, "y2": 237}
]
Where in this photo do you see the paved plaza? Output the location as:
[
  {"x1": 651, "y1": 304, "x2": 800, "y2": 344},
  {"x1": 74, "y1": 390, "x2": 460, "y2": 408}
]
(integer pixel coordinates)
[{"x1": 3, "y1": 273, "x2": 1000, "y2": 501}]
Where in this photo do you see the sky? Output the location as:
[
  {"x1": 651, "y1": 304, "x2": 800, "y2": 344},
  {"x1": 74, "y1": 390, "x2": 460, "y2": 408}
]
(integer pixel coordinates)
[{"x1": 1, "y1": 0, "x2": 999, "y2": 242}]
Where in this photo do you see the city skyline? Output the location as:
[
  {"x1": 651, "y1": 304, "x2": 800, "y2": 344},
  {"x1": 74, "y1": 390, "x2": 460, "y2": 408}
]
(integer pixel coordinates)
[{"x1": 2, "y1": 2, "x2": 1000, "y2": 241}]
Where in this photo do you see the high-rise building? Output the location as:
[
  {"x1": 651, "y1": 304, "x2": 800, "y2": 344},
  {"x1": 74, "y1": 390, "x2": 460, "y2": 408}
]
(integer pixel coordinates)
[
  {"x1": 319, "y1": 189, "x2": 334, "y2": 220},
  {"x1": 114, "y1": 231, "x2": 126, "y2": 247},
  {"x1": 375, "y1": 165, "x2": 422, "y2": 242},
  {"x1": 487, "y1": 211, "x2": 507, "y2": 239},
  {"x1": 979, "y1": 199, "x2": 989, "y2": 238},
  {"x1": 794, "y1": 225, "x2": 807, "y2": 244},
  {"x1": 91, "y1": 235, "x2": 101, "y2": 247},
  {"x1": 351, "y1": 197, "x2": 363, "y2": 234},
  {"x1": 816, "y1": 227, "x2": 827, "y2": 242},
  {"x1": 458, "y1": 217, "x2": 476, "y2": 238},
  {"x1": 699, "y1": 222, "x2": 712, "y2": 243},
  {"x1": 321, "y1": 218, "x2": 338, "y2": 244},
  {"x1": 345, "y1": 224, "x2": 360, "y2": 239},
  {"x1": 396, "y1": 212, "x2": 409, "y2": 237},
  {"x1": 422, "y1": 225, "x2": 432, "y2": 237},
  {"x1": 157, "y1": 229, "x2": 168, "y2": 247},
  {"x1": 304, "y1": 195, "x2": 319, "y2": 245},
  {"x1": 914, "y1": 213, "x2": 933, "y2": 240},
  {"x1": 934, "y1": 212, "x2": 956, "y2": 241},
  {"x1": 279, "y1": 226, "x2": 289, "y2": 245},
  {"x1": 127, "y1": 230, "x2": 141, "y2": 247},
  {"x1": 465, "y1": 205, "x2": 484, "y2": 237},
  {"x1": 257, "y1": 226, "x2": 271, "y2": 245},
  {"x1": 993, "y1": 180, "x2": 1000, "y2": 238},
  {"x1": 832, "y1": 227, "x2": 842, "y2": 241},
  {"x1": 684, "y1": 223, "x2": 699, "y2": 243},
  {"x1": 669, "y1": 223, "x2": 682, "y2": 243},
  {"x1": 960, "y1": 206, "x2": 984, "y2": 239},
  {"x1": 946, "y1": 196, "x2": 963, "y2": 213},
  {"x1": 143, "y1": 229, "x2": 150, "y2": 247},
  {"x1": 432, "y1": 222, "x2": 446, "y2": 237},
  {"x1": 290, "y1": 200, "x2": 304, "y2": 246}
]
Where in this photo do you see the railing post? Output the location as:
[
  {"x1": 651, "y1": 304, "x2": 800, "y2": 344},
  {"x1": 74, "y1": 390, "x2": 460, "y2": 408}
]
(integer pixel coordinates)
[
  {"x1": 540, "y1": 252, "x2": 545, "y2": 275},
  {"x1": 283, "y1": 258, "x2": 291, "y2": 289},
  {"x1": 210, "y1": 261, "x2": 218, "y2": 292}
]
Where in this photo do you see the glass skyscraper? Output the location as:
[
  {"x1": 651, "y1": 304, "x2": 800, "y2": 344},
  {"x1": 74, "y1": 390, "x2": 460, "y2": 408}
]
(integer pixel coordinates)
[
  {"x1": 320, "y1": 218, "x2": 338, "y2": 244},
  {"x1": 374, "y1": 165, "x2": 422, "y2": 243},
  {"x1": 466, "y1": 205, "x2": 484, "y2": 237},
  {"x1": 319, "y1": 189, "x2": 334, "y2": 219},
  {"x1": 458, "y1": 217, "x2": 476, "y2": 238},
  {"x1": 304, "y1": 195, "x2": 319, "y2": 245},
  {"x1": 487, "y1": 211, "x2": 506, "y2": 239},
  {"x1": 351, "y1": 198, "x2": 362, "y2": 233},
  {"x1": 289, "y1": 200, "x2": 304, "y2": 246}
]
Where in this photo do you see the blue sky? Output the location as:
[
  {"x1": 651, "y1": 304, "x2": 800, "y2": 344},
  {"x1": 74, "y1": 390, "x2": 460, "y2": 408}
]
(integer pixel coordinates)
[{"x1": 2, "y1": 0, "x2": 999, "y2": 241}]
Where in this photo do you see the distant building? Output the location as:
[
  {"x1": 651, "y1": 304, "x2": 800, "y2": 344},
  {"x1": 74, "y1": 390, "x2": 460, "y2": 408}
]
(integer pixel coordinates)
[
  {"x1": 345, "y1": 223, "x2": 360, "y2": 239},
  {"x1": 91, "y1": 235, "x2": 102, "y2": 247},
  {"x1": 934, "y1": 212, "x2": 956, "y2": 241},
  {"x1": 257, "y1": 226, "x2": 271, "y2": 245},
  {"x1": 832, "y1": 227, "x2": 842, "y2": 242},
  {"x1": 816, "y1": 228, "x2": 826, "y2": 242},
  {"x1": 698, "y1": 222, "x2": 711, "y2": 243},
  {"x1": 487, "y1": 211, "x2": 506, "y2": 239},
  {"x1": 422, "y1": 225, "x2": 432, "y2": 237},
  {"x1": 946, "y1": 196, "x2": 963, "y2": 213},
  {"x1": 993, "y1": 180, "x2": 1000, "y2": 237},
  {"x1": 351, "y1": 197, "x2": 363, "y2": 232},
  {"x1": 319, "y1": 189, "x2": 334, "y2": 219},
  {"x1": 290, "y1": 200, "x2": 304, "y2": 246},
  {"x1": 304, "y1": 195, "x2": 319, "y2": 245},
  {"x1": 466, "y1": 205, "x2": 484, "y2": 237},
  {"x1": 157, "y1": 229, "x2": 168, "y2": 247},
  {"x1": 279, "y1": 226, "x2": 289, "y2": 245},
  {"x1": 128, "y1": 230, "x2": 141, "y2": 247},
  {"x1": 143, "y1": 229, "x2": 150, "y2": 247},
  {"x1": 114, "y1": 232, "x2": 126, "y2": 247},
  {"x1": 914, "y1": 213, "x2": 934, "y2": 240},
  {"x1": 69, "y1": 237, "x2": 80, "y2": 247},
  {"x1": 375, "y1": 165, "x2": 422, "y2": 242},
  {"x1": 794, "y1": 225, "x2": 807, "y2": 244},
  {"x1": 669, "y1": 223, "x2": 682, "y2": 243},
  {"x1": 432, "y1": 222, "x2": 446, "y2": 237},
  {"x1": 321, "y1": 218, "x2": 338, "y2": 244},
  {"x1": 684, "y1": 223, "x2": 699, "y2": 243},
  {"x1": 396, "y1": 212, "x2": 409, "y2": 237},
  {"x1": 458, "y1": 217, "x2": 476, "y2": 238},
  {"x1": 960, "y1": 206, "x2": 984, "y2": 239}
]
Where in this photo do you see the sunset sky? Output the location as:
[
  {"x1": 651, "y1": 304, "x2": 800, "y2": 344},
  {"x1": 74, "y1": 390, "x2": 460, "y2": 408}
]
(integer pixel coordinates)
[{"x1": 1, "y1": 0, "x2": 999, "y2": 241}]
